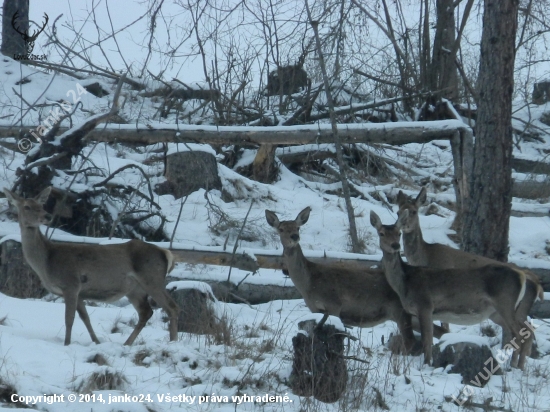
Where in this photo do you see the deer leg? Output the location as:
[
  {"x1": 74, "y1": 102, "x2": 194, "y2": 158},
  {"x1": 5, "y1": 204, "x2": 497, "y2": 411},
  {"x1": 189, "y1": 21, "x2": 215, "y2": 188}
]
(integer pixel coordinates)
[
  {"x1": 494, "y1": 305, "x2": 526, "y2": 370},
  {"x1": 512, "y1": 282, "x2": 538, "y2": 367},
  {"x1": 395, "y1": 309, "x2": 417, "y2": 355},
  {"x1": 517, "y1": 326, "x2": 533, "y2": 370},
  {"x1": 124, "y1": 291, "x2": 153, "y2": 346},
  {"x1": 315, "y1": 313, "x2": 329, "y2": 330},
  {"x1": 76, "y1": 299, "x2": 100, "y2": 344},
  {"x1": 505, "y1": 316, "x2": 533, "y2": 370},
  {"x1": 133, "y1": 269, "x2": 179, "y2": 342},
  {"x1": 63, "y1": 291, "x2": 79, "y2": 346},
  {"x1": 140, "y1": 287, "x2": 179, "y2": 342},
  {"x1": 418, "y1": 308, "x2": 434, "y2": 365}
]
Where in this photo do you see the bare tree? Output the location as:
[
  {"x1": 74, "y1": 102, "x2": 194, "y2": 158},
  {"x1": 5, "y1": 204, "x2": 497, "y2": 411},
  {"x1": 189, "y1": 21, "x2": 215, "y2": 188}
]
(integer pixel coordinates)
[
  {"x1": 462, "y1": 0, "x2": 520, "y2": 261},
  {"x1": 306, "y1": 1, "x2": 362, "y2": 253}
]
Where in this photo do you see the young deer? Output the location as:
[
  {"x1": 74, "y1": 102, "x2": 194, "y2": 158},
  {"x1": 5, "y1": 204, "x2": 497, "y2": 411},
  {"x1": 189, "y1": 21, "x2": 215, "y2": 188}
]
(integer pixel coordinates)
[
  {"x1": 396, "y1": 188, "x2": 543, "y2": 364},
  {"x1": 370, "y1": 210, "x2": 531, "y2": 369},
  {"x1": 4, "y1": 187, "x2": 179, "y2": 346},
  {"x1": 266, "y1": 207, "x2": 420, "y2": 354}
]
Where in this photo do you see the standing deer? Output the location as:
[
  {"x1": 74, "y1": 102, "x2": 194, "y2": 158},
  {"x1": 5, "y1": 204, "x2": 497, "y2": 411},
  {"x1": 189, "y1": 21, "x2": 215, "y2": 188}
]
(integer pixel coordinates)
[
  {"x1": 370, "y1": 210, "x2": 531, "y2": 369},
  {"x1": 4, "y1": 187, "x2": 179, "y2": 346},
  {"x1": 266, "y1": 207, "x2": 423, "y2": 355},
  {"x1": 396, "y1": 188, "x2": 543, "y2": 364}
]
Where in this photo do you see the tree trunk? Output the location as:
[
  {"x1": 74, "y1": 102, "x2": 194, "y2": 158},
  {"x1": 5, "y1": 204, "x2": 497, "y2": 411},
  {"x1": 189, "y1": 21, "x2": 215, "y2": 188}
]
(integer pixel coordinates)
[
  {"x1": 430, "y1": 0, "x2": 459, "y2": 101},
  {"x1": 462, "y1": 0, "x2": 519, "y2": 261},
  {"x1": 1, "y1": 0, "x2": 29, "y2": 57}
]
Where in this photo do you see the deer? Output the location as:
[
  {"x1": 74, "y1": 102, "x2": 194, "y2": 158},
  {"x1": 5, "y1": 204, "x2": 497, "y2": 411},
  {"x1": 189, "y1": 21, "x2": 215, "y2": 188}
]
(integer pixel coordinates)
[
  {"x1": 396, "y1": 188, "x2": 544, "y2": 365},
  {"x1": 4, "y1": 187, "x2": 179, "y2": 346},
  {"x1": 370, "y1": 210, "x2": 531, "y2": 369},
  {"x1": 266, "y1": 207, "x2": 442, "y2": 355}
]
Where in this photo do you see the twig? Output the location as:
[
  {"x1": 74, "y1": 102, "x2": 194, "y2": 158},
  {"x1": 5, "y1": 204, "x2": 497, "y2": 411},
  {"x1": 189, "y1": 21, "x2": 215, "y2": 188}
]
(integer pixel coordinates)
[
  {"x1": 170, "y1": 195, "x2": 188, "y2": 248},
  {"x1": 25, "y1": 152, "x2": 68, "y2": 170},
  {"x1": 92, "y1": 163, "x2": 157, "y2": 207},
  {"x1": 236, "y1": 271, "x2": 254, "y2": 289},
  {"x1": 226, "y1": 200, "x2": 255, "y2": 283},
  {"x1": 227, "y1": 292, "x2": 254, "y2": 308},
  {"x1": 28, "y1": 61, "x2": 145, "y2": 90},
  {"x1": 343, "y1": 355, "x2": 369, "y2": 363}
]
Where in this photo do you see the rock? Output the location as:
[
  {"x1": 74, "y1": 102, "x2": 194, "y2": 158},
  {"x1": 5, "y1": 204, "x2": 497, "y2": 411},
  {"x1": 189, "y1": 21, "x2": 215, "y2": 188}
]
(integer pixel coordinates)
[
  {"x1": 433, "y1": 335, "x2": 496, "y2": 386},
  {"x1": 289, "y1": 319, "x2": 348, "y2": 403},
  {"x1": 0, "y1": 240, "x2": 46, "y2": 298}
]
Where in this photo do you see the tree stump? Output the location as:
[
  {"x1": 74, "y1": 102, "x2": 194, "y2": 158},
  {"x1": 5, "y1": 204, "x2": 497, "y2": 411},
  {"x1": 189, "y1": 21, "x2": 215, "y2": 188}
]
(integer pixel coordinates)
[
  {"x1": 0, "y1": 240, "x2": 46, "y2": 298},
  {"x1": 155, "y1": 151, "x2": 221, "y2": 199},
  {"x1": 289, "y1": 319, "x2": 347, "y2": 403},
  {"x1": 432, "y1": 334, "x2": 496, "y2": 386},
  {"x1": 166, "y1": 281, "x2": 219, "y2": 334},
  {"x1": 252, "y1": 144, "x2": 278, "y2": 184}
]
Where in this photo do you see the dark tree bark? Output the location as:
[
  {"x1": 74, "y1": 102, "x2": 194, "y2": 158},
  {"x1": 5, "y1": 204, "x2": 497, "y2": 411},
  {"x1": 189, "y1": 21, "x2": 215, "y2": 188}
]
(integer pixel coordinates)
[
  {"x1": 1, "y1": 0, "x2": 29, "y2": 57},
  {"x1": 430, "y1": 0, "x2": 459, "y2": 101},
  {"x1": 252, "y1": 144, "x2": 278, "y2": 184},
  {"x1": 462, "y1": 0, "x2": 519, "y2": 261}
]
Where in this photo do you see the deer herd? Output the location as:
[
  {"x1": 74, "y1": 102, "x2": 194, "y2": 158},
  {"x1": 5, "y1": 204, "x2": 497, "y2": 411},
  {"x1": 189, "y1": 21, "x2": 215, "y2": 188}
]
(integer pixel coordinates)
[
  {"x1": 3, "y1": 186, "x2": 545, "y2": 371},
  {"x1": 266, "y1": 188, "x2": 544, "y2": 371}
]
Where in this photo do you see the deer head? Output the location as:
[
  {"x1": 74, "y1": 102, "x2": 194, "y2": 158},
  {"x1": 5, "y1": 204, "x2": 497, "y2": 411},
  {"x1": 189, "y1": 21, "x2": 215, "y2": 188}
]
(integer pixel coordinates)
[
  {"x1": 265, "y1": 207, "x2": 311, "y2": 248},
  {"x1": 4, "y1": 187, "x2": 52, "y2": 228},
  {"x1": 370, "y1": 209, "x2": 409, "y2": 254},
  {"x1": 396, "y1": 188, "x2": 427, "y2": 234}
]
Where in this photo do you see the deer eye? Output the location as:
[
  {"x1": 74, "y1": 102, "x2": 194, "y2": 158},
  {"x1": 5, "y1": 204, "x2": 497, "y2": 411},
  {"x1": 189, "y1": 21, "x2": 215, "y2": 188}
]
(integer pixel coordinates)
[{"x1": 24, "y1": 205, "x2": 31, "y2": 211}]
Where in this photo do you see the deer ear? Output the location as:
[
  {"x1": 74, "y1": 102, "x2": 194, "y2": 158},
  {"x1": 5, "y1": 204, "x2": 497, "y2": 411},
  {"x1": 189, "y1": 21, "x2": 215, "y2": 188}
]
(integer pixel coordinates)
[
  {"x1": 3, "y1": 189, "x2": 19, "y2": 207},
  {"x1": 295, "y1": 207, "x2": 311, "y2": 226},
  {"x1": 396, "y1": 190, "x2": 407, "y2": 206},
  {"x1": 416, "y1": 187, "x2": 427, "y2": 206},
  {"x1": 370, "y1": 210, "x2": 382, "y2": 229},
  {"x1": 35, "y1": 187, "x2": 52, "y2": 205},
  {"x1": 396, "y1": 209, "x2": 410, "y2": 228},
  {"x1": 265, "y1": 210, "x2": 280, "y2": 228}
]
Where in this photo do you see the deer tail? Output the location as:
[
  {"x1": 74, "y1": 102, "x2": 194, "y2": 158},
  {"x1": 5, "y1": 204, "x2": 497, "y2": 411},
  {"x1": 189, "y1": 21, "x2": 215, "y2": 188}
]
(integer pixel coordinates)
[
  {"x1": 523, "y1": 268, "x2": 545, "y2": 302},
  {"x1": 536, "y1": 283, "x2": 545, "y2": 302},
  {"x1": 514, "y1": 269, "x2": 527, "y2": 309},
  {"x1": 163, "y1": 249, "x2": 175, "y2": 275}
]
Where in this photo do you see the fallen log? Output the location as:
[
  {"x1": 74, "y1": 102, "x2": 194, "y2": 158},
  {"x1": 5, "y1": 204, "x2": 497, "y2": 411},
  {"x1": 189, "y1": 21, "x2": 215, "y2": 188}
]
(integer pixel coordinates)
[
  {"x1": 512, "y1": 158, "x2": 550, "y2": 175},
  {"x1": 0, "y1": 120, "x2": 469, "y2": 146},
  {"x1": 512, "y1": 180, "x2": 550, "y2": 199},
  {"x1": 2, "y1": 236, "x2": 549, "y2": 309},
  {"x1": 168, "y1": 247, "x2": 381, "y2": 273}
]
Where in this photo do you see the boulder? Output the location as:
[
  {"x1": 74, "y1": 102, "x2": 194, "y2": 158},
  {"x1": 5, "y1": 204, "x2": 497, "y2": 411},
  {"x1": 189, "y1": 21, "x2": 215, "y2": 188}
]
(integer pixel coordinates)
[{"x1": 433, "y1": 334, "x2": 497, "y2": 386}]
